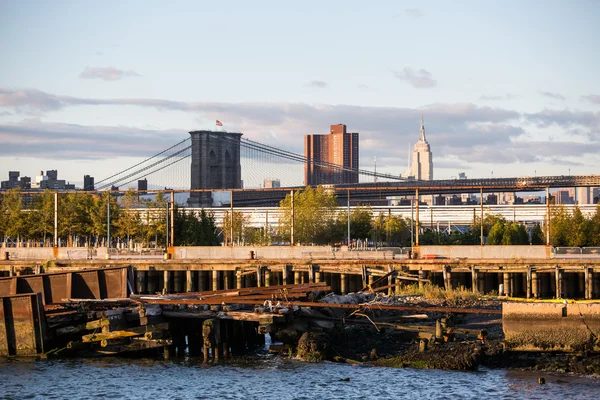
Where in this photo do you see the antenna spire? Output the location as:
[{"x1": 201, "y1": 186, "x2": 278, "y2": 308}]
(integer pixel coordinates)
[{"x1": 420, "y1": 113, "x2": 426, "y2": 141}]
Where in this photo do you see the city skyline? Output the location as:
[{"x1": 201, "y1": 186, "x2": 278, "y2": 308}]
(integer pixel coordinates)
[{"x1": 1, "y1": 1, "x2": 599, "y2": 186}]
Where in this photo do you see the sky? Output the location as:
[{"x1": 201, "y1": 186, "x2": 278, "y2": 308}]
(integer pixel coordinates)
[{"x1": 1, "y1": 0, "x2": 599, "y2": 188}]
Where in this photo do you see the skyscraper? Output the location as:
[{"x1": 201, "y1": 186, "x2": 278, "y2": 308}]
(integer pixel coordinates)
[
  {"x1": 304, "y1": 124, "x2": 359, "y2": 186},
  {"x1": 411, "y1": 116, "x2": 433, "y2": 181}
]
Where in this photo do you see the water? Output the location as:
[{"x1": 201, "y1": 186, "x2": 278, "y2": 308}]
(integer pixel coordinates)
[{"x1": 1, "y1": 355, "x2": 598, "y2": 400}]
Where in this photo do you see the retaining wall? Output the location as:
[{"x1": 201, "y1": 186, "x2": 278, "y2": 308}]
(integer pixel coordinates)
[{"x1": 416, "y1": 245, "x2": 552, "y2": 259}]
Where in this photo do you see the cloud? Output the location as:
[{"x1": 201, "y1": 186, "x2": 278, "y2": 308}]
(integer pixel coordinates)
[
  {"x1": 2, "y1": 87, "x2": 599, "y2": 173},
  {"x1": 303, "y1": 80, "x2": 328, "y2": 88},
  {"x1": 405, "y1": 8, "x2": 423, "y2": 17},
  {"x1": 79, "y1": 66, "x2": 141, "y2": 81},
  {"x1": 525, "y1": 108, "x2": 600, "y2": 130},
  {"x1": 0, "y1": 119, "x2": 182, "y2": 159},
  {"x1": 391, "y1": 68, "x2": 437, "y2": 88},
  {"x1": 581, "y1": 95, "x2": 600, "y2": 105},
  {"x1": 479, "y1": 94, "x2": 517, "y2": 101},
  {"x1": 539, "y1": 91, "x2": 566, "y2": 101}
]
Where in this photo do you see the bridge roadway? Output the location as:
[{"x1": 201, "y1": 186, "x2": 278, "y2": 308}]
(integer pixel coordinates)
[{"x1": 231, "y1": 174, "x2": 600, "y2": 206}]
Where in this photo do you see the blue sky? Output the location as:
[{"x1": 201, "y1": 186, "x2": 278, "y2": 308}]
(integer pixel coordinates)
[{"x1": 1, "y1": 0, "x2": 599, "y2": 187}]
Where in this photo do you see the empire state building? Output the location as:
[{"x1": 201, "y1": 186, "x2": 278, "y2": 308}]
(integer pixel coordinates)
[{"x1": 411, "y1": 116, "x2": 433, "y2": 181}]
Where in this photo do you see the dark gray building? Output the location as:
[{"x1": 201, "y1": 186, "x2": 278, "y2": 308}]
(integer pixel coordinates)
[
  {"x1": 188, "y1": 130, "x2": 242, "y2": 206},
  {"x1": 83, "y1": 175, "x2": 95, "y2": 190},
  {"x1": 138, "y1": 178, "x2": 148, "y2": 191}
]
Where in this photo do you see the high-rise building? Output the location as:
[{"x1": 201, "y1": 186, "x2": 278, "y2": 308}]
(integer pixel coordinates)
[
  {"x1": 576, "y1": 187, "x2": 591, "y2": 204},
  {"x1": 304, "y1": 124, "x2": 359, "y2": 186},
  {"x1": 410, "y1": 116, "x2": 433, "y2": 181},
  {"x1": 138, "y1": 179, "x2": 148, "y2": 191},
  {"x1": 263, "y1": 179, "x2": 281, "y2": 188},
  {"x1": 83, "y1": 175, "x2": 95, "y2": 191}
]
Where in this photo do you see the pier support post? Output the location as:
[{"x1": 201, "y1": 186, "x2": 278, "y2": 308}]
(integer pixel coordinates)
[
  {"x1": 315, "y1": 270, "x2": 321, "y2": 283},
  {"x1": 236, "y1": 269, "x2": 242, "y2": 289},
  {"x1": 265, "y1": 269, "x2": 271, "y2": 287},
  {"x1": 212, "y1": 270, "x2": 219, "y2": 291},
  {"x1": 585, "y1": 267, "x2": 592, "y2": 300},
  {"x1": 197, "y1": 271, "x2": 206, "y2": 292},
  {"x1": 163, "y1": 270, "x2": 170, "y2": 294},
  {"x1": 419, "y1": 269, "x2": 426, "y2": 290},
  {"x1": 224, "y1": 271, "x2": 231, "y2": 290},
  {"x1": 186, "y1": 270, "x2": 193, "y2": 292},
  {"x1": 555, "y1": 267, "x2": 563, "y2": 299},
  {"x1": 294, "y1": 271, "x2": 300, "y2": 285},
  {"x1": 173, "y1": 271, "x2": 183, "y2": 293},
  {"x1": 443, "y1": 266, "x2": 451, "y2": 291},
  {"x1": 526, "y1": 266, "x2": 532, "y2": 299},
  {"x1": 388, "y1": 265, "x2": 394, "y2": 295},
  {"x1": 503, "y1": 272, "x2": 511, "y2": 297},
  {"x1": 147, "y1": 270, "x2": 157, "y2": 294},
  {"x1": 471, "y1": 267, "x2": 478, "y2": 293},
  {"x1": 256, "y1": 267, "x2": 262, "y2": 287},
  {"x1": 340, "y1": 273, "x2": 347, "y2": 294},
  {"x1": 282, "y1": 265, "x2": 288, "y2": 285},
  {"x1": 135, "y1": 270, "x2": 146, "y2": 294},
  {"x1": 532, "y1": 271, "x2": 539, "y2": 299}
]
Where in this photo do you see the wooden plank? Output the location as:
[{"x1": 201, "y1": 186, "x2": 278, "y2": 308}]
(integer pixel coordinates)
[{"x1": 81, "y1": 322, "x2": 169, "y2": 342}]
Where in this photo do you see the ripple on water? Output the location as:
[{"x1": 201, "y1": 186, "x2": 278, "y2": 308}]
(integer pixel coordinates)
[{"x1": 0, "y1": 358, "x2": 599, "y2": 400}]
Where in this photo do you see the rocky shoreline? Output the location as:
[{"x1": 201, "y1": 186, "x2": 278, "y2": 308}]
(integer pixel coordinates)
[{"x1": 285, "y1": 293, "x2": 600, "y2": 376}]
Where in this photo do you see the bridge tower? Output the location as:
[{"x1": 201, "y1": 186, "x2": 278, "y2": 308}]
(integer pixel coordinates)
[{"x1": 188, "y1": 130, "x2": 242, "y2": 207}]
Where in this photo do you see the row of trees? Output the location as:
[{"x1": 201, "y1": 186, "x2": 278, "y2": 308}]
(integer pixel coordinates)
[
  {"x1": 1, "y1": 187, "x2": 600, "y2": 247},
  {"x1": 0, "y1": 189, "x2": 219, "y2": 247}
]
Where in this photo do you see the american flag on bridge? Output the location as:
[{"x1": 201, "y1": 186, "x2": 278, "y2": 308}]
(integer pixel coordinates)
[{"x1": 216, "y1": 120, "x2": 223, "y2": 127}]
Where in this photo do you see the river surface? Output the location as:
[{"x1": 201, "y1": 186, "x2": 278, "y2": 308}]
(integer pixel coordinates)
[{"x1": 1, "y1": 354, "x2": 599, "y2": 400}]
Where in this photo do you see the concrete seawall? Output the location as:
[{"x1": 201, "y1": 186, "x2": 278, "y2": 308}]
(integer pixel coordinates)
[{"x1": 503, "y1": 302, "x2": 600, "y2": 351}]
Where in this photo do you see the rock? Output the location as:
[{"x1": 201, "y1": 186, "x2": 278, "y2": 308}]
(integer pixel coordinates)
[{"x1": 297, "y1": 332, "x2": 330, "y2": 362}]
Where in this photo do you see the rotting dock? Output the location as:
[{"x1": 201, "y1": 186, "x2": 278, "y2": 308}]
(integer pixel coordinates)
[{"x1": 1, "y1": 253, "x2": 600, "y2": 359}]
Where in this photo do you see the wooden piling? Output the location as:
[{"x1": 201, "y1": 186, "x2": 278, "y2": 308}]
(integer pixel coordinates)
[
  {"x1": 136, "y1": 270, "x2": 146, "y2": 294},
  {"x1": 471, "y1": 267, "x2": 478, "y2": 293},
  {"x1": 186, "y1": 270, "x2": 193, "y2": 292},
  {"x1": 585, "y1": 267, "x2": 592, "y2": 300},
  {"x1": 256, "y1": 267, "x2": 262, "y2": 287},
  {"x1": 294, "y1": 271, "x2": 300, "y2": 285},
  {"x1": 212, "y1": 270, "x2": 219, "y2": 291},
  {"x1": 443, "y1": 266, "x2": 451, "y2": 291},
  {"x1": 526, "y1": 267, "x2": 532, "y2": 299},
  {"x1": 532, "y1": 271, "x2": 539, "y2": 299},
  {"x1": 503, "y1": 272, "x2": 510, "y2": 297},
  {"x1": 419, "y1": 269, "x2": 426, "y2": 290},
  {"x1": 340, "y1": 273, "x2": 347, "y2": 294},
  {"x1": 282, "y1": 265, "x2": 288, "y2": 285},
  {"x1": 163, "y1": 270, "x2": 170, "y2": 294},
  {"x1": 555, "y1": 267, "x2": 563, "y2": 299},
  {"x1": 265, "y1": 269, "x2": 271, "y2": 287}
]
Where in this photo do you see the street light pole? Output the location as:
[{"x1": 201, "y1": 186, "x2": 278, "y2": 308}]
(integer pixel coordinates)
[{"x1": 347, "y1": 189, "x2": 350, "y2": 248}]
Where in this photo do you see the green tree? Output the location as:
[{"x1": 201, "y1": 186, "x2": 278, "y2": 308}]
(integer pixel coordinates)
[
  {"x1": 278, "y1": 187, "x2": 338, "y2": 245},
  {"x1": 113, "y1": 189, "x2": 142, "y2": 246},
  {"x1": 175, "y1": 207, "x2": 220, "y2": 246},
  {"x1": 591, "y1": 202, "x2": 600, "y2": 246},
  {"x1": 516, "y1": 224, "x2": 530, "y2": 245},
  {"x1": 487, "y1": 220, "x2": 505, "y2": 245},
  {"x1": 550, "y1": 205, "x2": 571, "y2": 247},
  {"x1": 221, "y1": 210, "x2": 247, "y2": 245},
  {"x1": 1, "y1": 189, "x2": 24, "y2": 245},
  {"x1": 531, "y1": 223, "x2": 545, "y2": 245}
]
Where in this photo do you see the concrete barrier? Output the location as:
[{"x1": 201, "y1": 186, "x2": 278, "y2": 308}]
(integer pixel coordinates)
[
  {"x1": 171, "y1": 246, "x2": 398, "y2": 260},
  {"x1": 3, "y1": 248, "x2": 54, "y2": 260},
  {"x1": 415, "y1": 245, "x2": 552, "y2": 259},
  {"x1": 503, "y1": 302, "x2": 600, "y2": 351}
]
